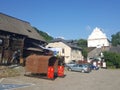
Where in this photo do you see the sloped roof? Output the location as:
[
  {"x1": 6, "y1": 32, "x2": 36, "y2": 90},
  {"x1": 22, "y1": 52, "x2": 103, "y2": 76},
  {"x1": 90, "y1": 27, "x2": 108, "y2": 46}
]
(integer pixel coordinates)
[
  {"x1": 109, "y1": 46, "x2": 120, "y2": 53},
  {"x1": 0, "y1": 13, "x2": 45, "y2": 42},
  {"x1": 88, "y1": 27, "x2": 108, "y2": 40},
  {"x1": 51, "y1": 38, "x2": 82, "y2": 50}
]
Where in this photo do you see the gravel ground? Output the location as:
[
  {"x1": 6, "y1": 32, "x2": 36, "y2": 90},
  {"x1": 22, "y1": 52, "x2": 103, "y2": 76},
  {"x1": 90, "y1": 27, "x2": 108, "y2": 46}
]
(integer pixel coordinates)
[{"x1": 1, "y1": 68, "x2": 120, "y2": 90}]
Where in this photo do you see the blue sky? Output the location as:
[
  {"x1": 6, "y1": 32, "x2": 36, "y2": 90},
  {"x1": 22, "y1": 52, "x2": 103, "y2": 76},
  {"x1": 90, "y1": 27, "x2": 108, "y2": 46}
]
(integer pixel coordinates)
[{"x1": 0, "y1": 0, "x2": 120, "y2": 40}]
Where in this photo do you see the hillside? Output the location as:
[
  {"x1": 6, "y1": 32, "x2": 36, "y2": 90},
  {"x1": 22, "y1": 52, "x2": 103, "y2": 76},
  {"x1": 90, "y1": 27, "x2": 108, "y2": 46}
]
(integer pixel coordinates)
[{"x1": 33, "y1": 27, "x2": 54, "y2": 42}]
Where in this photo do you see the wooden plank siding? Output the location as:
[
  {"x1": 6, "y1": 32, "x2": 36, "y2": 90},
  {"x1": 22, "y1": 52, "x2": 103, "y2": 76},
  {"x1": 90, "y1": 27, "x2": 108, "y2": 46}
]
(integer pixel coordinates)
[{"x1": 0, "y1": 33, "x2": 24, "y2": 64}]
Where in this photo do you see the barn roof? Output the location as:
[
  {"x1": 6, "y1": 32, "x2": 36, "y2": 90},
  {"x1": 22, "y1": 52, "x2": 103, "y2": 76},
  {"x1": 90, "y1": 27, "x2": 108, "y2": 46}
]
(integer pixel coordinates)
[{"x1": 0, "y1": 13, "x2": 45, "y2": 42}]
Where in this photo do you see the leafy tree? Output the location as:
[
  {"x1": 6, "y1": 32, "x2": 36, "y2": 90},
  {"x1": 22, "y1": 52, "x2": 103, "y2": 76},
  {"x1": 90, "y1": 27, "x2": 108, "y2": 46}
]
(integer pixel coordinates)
[
  {"x1": 103, "y1": 51, "x2": 120, "y2": 68},
  {"x1": 33, "y1": 27, "x2": 53, "y2": 42},
  {"x1": 111, "y1": 32, "x2": 120, "y2": 46},
  {"x1": 77, "y1": 39, "x2": 87, "y2": 47},
  {"x1": 77, "y1": 39, "x2": 88, "y2": 59}
]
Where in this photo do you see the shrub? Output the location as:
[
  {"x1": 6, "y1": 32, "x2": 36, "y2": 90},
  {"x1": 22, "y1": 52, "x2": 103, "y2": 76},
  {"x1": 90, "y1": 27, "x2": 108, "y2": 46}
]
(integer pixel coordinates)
[{"x1": 103, "y1": 51, "x2": 120, "y2": 68}]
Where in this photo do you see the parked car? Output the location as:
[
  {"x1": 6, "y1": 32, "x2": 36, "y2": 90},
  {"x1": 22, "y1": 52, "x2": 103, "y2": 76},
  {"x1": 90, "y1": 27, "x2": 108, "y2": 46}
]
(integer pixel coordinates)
[
  {"x1": 67, "y1": 64, "x2": 91, "y2": 73},
  {"x1": 65, "y1": 62, "x2": 76, "y2": 67},
  {"x1": 88, "y1": 64, "x2": 99, "y2": 70}
]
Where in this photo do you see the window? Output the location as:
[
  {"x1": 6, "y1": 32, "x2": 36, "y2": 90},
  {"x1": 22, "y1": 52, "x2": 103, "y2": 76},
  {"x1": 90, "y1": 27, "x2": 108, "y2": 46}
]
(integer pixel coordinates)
[
  {"x1": 62, "y1": 48, "x2": 64, "y2": 53},
  {"x1": 27, "y1": 29, "x2": 32, "y2": 32}
]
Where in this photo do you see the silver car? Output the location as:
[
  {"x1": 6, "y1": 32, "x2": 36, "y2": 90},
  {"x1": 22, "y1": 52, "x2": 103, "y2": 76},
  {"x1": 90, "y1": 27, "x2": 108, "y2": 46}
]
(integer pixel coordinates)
[{"x1": 67, "y1": 64, "x2": 91, "y2": 73}]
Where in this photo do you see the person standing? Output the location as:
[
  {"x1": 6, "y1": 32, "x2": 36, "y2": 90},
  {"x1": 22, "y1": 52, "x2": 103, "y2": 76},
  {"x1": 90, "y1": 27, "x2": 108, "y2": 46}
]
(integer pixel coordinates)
[{"x1": 11, "y1": 50, "x2": 21, "y2": 64}]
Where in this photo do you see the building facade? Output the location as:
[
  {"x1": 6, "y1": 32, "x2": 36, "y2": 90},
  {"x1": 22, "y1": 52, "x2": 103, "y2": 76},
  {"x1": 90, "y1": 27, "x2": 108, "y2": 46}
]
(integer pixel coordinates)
[
  {"x1": 46, "y1": 39, "x2": 83, "y2": 63},
  {"x1": 88, "y1": 27, "x2": 109, "y2": 48}
]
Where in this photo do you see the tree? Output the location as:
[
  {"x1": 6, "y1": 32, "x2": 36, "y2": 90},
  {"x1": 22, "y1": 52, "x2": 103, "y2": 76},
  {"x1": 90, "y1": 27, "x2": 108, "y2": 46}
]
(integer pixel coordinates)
[
  {"x1": 77, "y1": 39, "x2": 88, "y2": 59},
  {"x1": 103, "y1": 51, "x2": 120, "y2": 68},
  {"x1": 33, "y1": 27, "x2": 53, "y2": 42},
  {"x1": 77, "y1": 39, "x2": 87, "y2": 47},
  {"x1": 111, "y1": 32, "x2": 120, "y2": 46}
]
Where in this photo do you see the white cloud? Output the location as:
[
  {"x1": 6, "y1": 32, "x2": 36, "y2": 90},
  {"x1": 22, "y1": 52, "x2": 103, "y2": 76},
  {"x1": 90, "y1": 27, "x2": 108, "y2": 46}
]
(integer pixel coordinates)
[
  {"x1": 46, "y1": 32, "x2": 50, "y2": 35},
  {"x1": 56, "y1": 36, "x2": 65, "y2": 39}
]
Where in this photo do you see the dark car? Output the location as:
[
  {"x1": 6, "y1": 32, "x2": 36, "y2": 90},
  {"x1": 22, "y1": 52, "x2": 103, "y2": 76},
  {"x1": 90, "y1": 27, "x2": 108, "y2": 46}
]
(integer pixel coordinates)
[{"x1": 88, "y1": 64, "x2": 99, "y2": 70}]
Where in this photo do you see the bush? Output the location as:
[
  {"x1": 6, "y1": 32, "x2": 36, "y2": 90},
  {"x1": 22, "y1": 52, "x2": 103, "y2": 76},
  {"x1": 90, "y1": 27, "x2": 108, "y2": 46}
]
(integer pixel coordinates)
[{"x1": 103, "y1": 51, "x2": 120, "y2": 68}]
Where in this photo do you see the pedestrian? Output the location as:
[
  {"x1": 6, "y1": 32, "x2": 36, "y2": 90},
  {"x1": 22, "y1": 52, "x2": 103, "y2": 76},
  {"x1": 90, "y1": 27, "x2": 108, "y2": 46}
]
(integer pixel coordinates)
[
  {"x1": 11, "y1": 51, "x2": 17, "y2": 64},
  {"x1": 11, "y1": 50, "x2": 21, "y2": 64},
  {"x1": 16, "y1": 50, "x2": 21, "y2": 64}
]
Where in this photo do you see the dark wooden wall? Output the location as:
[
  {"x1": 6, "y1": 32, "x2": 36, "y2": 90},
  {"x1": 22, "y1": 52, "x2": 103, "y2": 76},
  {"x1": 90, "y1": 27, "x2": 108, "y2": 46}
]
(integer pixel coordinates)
[{"x1": 0, "y1": 33, "x2": 24, "y2": 65}]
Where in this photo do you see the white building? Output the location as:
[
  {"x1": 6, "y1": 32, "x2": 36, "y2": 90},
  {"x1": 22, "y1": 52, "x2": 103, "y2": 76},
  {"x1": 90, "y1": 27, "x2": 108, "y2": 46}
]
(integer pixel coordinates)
[
  {"x1": 88, "y1": 27, "x2": 109, "y2": 48},
  {"x1": 46, "y1": 39, "x2": 84, "y2": 63}
]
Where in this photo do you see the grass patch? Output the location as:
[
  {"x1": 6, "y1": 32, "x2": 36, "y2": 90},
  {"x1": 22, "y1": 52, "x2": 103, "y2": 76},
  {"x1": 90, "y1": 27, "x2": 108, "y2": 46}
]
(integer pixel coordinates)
[{"x1": 0, "y1": 66, "x2": 21, "y2": 78}]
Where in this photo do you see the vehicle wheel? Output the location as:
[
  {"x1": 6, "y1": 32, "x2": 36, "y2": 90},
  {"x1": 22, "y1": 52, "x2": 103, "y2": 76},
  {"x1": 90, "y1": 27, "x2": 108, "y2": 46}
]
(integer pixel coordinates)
[
  {"x1": 68, "y1": 68, "x2": 72, "y2": 71},
  {"x1": 81, "y1": 70, "x2": 85, "y2": 73}
]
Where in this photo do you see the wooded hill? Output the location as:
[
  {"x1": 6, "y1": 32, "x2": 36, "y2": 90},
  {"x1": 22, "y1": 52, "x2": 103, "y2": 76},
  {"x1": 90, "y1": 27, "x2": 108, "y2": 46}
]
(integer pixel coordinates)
[{"x1": 33, "y1": 27, "x2": 54, "y2": 42}]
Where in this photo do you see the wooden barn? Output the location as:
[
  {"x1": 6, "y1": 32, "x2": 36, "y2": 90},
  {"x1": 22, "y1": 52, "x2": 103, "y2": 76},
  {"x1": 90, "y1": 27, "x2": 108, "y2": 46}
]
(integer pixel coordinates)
[{"x1": 0, "y1": 13, "x2": 47, "y2": 65}]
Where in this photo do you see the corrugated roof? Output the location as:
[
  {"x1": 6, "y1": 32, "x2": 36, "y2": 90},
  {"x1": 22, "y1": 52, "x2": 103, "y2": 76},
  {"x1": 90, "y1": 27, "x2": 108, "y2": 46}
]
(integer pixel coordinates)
[{"x1": 0, "y1": 13, "x2": 45, "y2": 42}]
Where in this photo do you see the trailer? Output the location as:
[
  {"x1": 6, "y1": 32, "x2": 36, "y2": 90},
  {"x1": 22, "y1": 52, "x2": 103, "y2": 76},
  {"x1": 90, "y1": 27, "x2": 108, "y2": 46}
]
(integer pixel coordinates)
[{"x1": 25, "y1": 54, "x2": 65, "y2": 79}]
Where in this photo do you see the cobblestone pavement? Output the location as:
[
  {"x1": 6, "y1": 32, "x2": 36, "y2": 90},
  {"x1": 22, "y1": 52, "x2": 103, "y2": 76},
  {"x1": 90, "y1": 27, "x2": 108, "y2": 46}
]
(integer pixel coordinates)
[{"x1": 0, "y1": 69, "x2": 120, "y2": 90}]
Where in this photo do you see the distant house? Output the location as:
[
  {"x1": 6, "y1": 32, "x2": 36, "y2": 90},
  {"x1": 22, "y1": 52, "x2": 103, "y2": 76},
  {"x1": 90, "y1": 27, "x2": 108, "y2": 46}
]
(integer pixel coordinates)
[
  {"x1": 88, "y1": 27, "x2": 110, "y2": 48},
  {"x1": 0, "y1": 13, "x2": 46, "y2": 64},
  {"x1": 46, "y1": 38, "x2": 83, "y2": 63}
]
